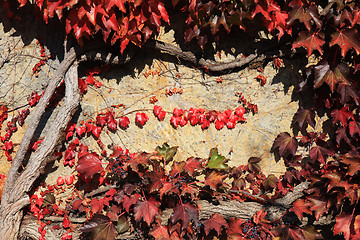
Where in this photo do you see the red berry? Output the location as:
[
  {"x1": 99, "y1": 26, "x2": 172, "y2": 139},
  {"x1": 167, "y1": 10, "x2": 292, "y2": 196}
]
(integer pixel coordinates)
[
  {"x1": 57, "y1": 177, "x2": 65, "y2": 186},
  {"x1": 119, "y1": 116, "x2": 130, "y2": 128},
  {"x1": 135, "y1": 113, "x2": 149, "y2": 126}
]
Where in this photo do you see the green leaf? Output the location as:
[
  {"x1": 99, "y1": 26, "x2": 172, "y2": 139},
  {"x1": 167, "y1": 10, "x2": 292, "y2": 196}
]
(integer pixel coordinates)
[
  {"x1": 115, "y1": 216, "x2": 130, "y2": 234},
  {"x1": 206, "y1": 148, "x2": 228, "y2": 170},
  {"x1": 156, "y1": 143, "x2": 178, "y2": 163}
]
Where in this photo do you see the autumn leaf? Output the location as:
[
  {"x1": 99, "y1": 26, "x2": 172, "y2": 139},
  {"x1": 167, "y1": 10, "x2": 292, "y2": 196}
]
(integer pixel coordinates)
[
  {"x1": 206, "y1": 148, "x2": 228, "y2": 170},
  {"x1": 156, "y1": 143, "x2": 178, "y2": 163},
  {"x1": 76, "y1": 153, "x2": 103, "y2": 182},
  {"x1": 341, "y1": 153, "x2": 360, "y2": 176},
  {"x1": 290, "y1": 199, "x2": 312, "y2": 220},
  {"x1": 314, "y1": 61, "x2": 349, "y2": 92},
  {"x1": 150, "y1": 225, "x2": 171, "y2": 240},
  {"x1": 308, "y1": 197, "x2": 328, "y2": 221},
  {"x1": 310, "y1": 145, "x2": 334, "y2": 165},
  {"x1": 262, "y1": 174, "x2": 278, "y2": 191},
  {"x1": 204, "y1": 171, "x2": 227, "y2": 190},
  {"x1": 134, "y1": 198, "x2": 160, "y2": 226},
  {"x1": 202, "y1": 213, "x2": 228, "y2": 235},
  {"x1": 170, "y1": 203, "x2": 199, "y2": 230},
  {"x1": 331, "y1": 107, "x2": 354, "y2": 126},
  {"x1": 271, "y1": 132, "x2": 298, "y2": 157},
  {"x1": 292, "y1": 108, "x2": 315, "y2": 129},
  {"x1": 184, "y1": 157, "x2": 204, "y2": 175},
  {"x1": 334, "y1": 213, "x2": 352, "y2": 240},
  {"x1": 292, "y1": 31, "x2": 325, "y2": 56},
  {"x1": 349, "y1": 121, "x2": 360, "y2": 138},
  {"x1": 330, "y1": 29, "x2": 360, "y2": 57},
  {"x1": 80, "y1": 214, "x2": 118, "y2": 240}
]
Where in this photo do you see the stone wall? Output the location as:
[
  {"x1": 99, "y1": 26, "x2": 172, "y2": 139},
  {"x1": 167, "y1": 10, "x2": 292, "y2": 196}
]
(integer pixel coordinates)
[{"x1": 0, "y1": 17, "x2": 304, "y2": 180}]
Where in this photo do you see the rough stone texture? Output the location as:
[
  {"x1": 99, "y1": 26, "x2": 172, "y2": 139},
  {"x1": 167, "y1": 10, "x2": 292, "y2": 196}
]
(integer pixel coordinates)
[{"x1": 0, "y1": 19, "x2": 303, "y2": 180}]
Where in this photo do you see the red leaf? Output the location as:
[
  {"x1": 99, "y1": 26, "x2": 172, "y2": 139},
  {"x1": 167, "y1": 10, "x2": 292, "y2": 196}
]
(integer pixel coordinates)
[
  {"x1": 204, "y1": 171, "x2": 226, "y2": 190},
  {"x1": 150, "y1": 225, "x2": 170, "y2": 240},
  {"x1": 292, "y1": 108, "x2": 315, "y2": 129},
  {"x1": 184, "y1": 157, "x2": 204, "y2": 175},
  {"x1": 80, "y1": 214, "x2": 118, "y2": 240},
  {"x1": 308, "y1": 197, "x2": 327, "y2": 221},
  {"x1": 331, "y1": 107, "x2": 354, "y2": 126},
  {"x1": 75, "y1": 153, "x2": 103, "y2": 182},
  {"x1": 292, "y1": 31, "x2": 325, "y2": 56},
  {"x1": 271, "y1": 132, "x2": 298, "y2": 157},
  {"x1": 202, "y1": 213, "x2": 228, "y2": 235},
  {"x1": 290, "y1": 199, "x2": 312, "y2": 220},
  {"x1": 134, "y1": 198, "x2": 160, "y2": 226},
  {"x1": 119, "y1": 116, "x2": 130, "y2": 129},
  {"x1": 334, "y1": 213, "x2": 352, "y2": 240},
  {"x1": 158, "y1": 3, "x2": 169, "y2": 24},
  {"x1": 122, "y1": 193, "x2": 141, "y2": 212},
  {"x1": 341, "y1": 153, "x2": 360, "y2": 176},
  {"x1": 330, "y1": 29, "x2": 360, "y2": 57},
  {"x1": 135, "y1": 112, "x2": 149, "y2": 126},
  {"x1": 349, "y1": 121, "x2": 360, "y2": 137},
  {"x1": 90, "y1": 198, "x2": 104, "y2": 214},
  {"x1": 314, "y1": 61, "x2": 349, "y2": 92},
  {"x1": 76, "y1": 126, "x2": 86, "y2": 137},
  {"x1": 106, "y1": 112, "x2": 117, "y2": 132},
  {"x1": 170, "y1": 203, "x2": 199, "y2": 230},
  {"x1": 309, "y1": 145, "x2": 334, "y2": 165}
]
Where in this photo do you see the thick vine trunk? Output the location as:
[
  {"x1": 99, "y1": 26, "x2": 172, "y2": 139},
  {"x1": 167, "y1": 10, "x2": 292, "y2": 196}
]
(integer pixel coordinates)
[{"x1": 0, "y1": 47, "x2": 80, "y2": 239}]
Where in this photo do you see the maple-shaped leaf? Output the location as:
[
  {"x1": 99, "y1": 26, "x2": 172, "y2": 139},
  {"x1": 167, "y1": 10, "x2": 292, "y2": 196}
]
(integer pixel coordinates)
[
  {"x1": 271, "y1": 132, "x2": 298, "y2": 157},
  {"x1": 341, "y1": 153, "x2": 360, "y2": 176},
  {"x1": 156, "y1": 143, "x2": 178, "y2": 163},
  {"x1": 134, "y1": 198, "x2": 160, "y2": 226},
  {"x1": 170, "y1": 203, "x2": 199, "y2": 230},
  {"x1": 290, "y1": 199, "x2": 312, "y2": 219},
  {"x1": 330, "y1": 29, "x2": 360, "y2": 57},
  {"x1": 314, "y1": 61, "x2": 349, "y2": 92},
  {"x1": 150, "y1": 225, "x2": 171, "y2": 240},
  {"x1": 308, "y1": 197, "x2": 328, "y2": 221},
  {"x1": 287, "y1": 2, "x2": 321, "y2": 31},
  {"x1": 122, "y1": 193, "x2": 141, "y2": 212},
  {"x1": 292, "y1": 108, "x2": 315, "y2": 129},
  {"x1": 336, "y1": 127, "x2": 351, "y2": 146},
  {"x1": 202, "y1": 213, "x2": 228, "y2": 235},
  {"x1": 287, "y1": 227, "x2": 306, "y2": 240},
  {"x1": 349, "y1": 121, "x2": 360, "y2": 138},
  {"x1": 302, "y1": 225, "x2": 323, "y2": 240},
  {"x1": 184, "y1": 157, "x2": 204, "y2": 175},
  {"x1": 309, "y1": 145, "x2": 334, "y2": 165},
  {"x1": 204, "y1": 171, "x2": 227, "y2": 190},
  {"x1": 80, "y1": 214, "x2": 118, "y2": 240},
  {"x1": 180, "y1": 183, "x2": 199, "y2": 199},
  {"x1": 292, "y1": 31, "x2": 325, "y2": 56},
  {"x1": 334, "y1": 213, "x2": 352, "y2": 240},
  {"x1": 126, "y1": 152, "x2": 155, "y2": 172},
  {"x1": 337, "y1": 82, "x2": 359, "y2": 105},
  {"x1": 206, "y1": 148, "x2": 228, "y2": 170},
  {"x1": 331, "y1": 107, "x2": 354, "y2": 126},
  {"x1": 76, "y1": 153, "x2": 103, "y2": 182}
]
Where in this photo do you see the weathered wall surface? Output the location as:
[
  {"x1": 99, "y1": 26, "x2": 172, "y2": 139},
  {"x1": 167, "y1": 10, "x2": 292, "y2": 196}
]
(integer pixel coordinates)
[{"x1": 0, "y1": 17, "x2": 303, "y2": 179}]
